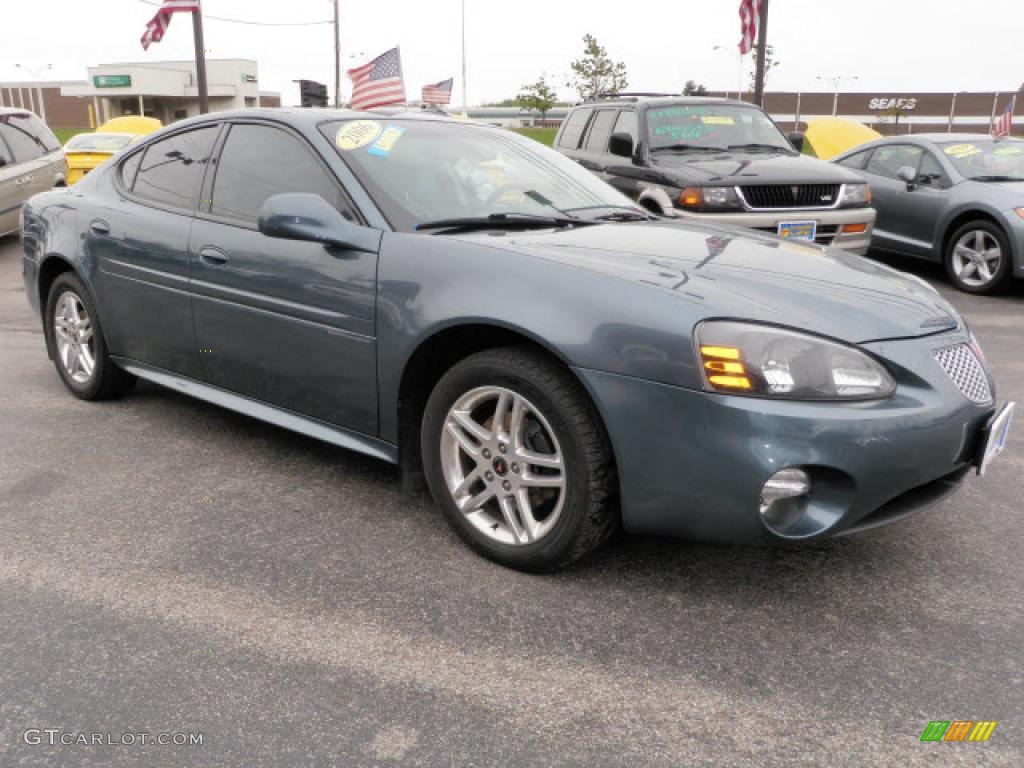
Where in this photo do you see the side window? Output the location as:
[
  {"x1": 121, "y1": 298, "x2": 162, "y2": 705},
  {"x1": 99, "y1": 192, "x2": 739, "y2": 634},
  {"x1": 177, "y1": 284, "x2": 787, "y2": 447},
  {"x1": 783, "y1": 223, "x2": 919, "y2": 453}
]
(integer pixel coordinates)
[
  {"x1": 120, "y1": 151, "x2": 143, "y2": 189},
  {"x1": 865, "y1": 145, "x2": 924, "y2": 180},
  {"x1": 557, "y1": 109, "x2": 592, "y2": 150},
  {"x1": 0, "y1": 116, "x2": 45, "y2": 162},
  {"x1": 133, "y1": 126, "x2": 219, "y2": 210},
  {"x1": 23, "y1": 114, "x2": 61, "y2": 153},
  {"x1": 918, "y1": 152, "x2": 944, "y2": 184},
  {"x1": 210, "y1": 123, "x2": 353, "y2": 224},
  {"x1": 0, "y1": 134, "x2": 12, "y2": 167},
  {"x1": 584, "y1": 110, "x2": 617, "y2": 153},
  {"x1": 612, "y1": 110, "x2": 638, "y2": 144},
  {"x1": 836, "y1": 149, "x2": 871, "y2": 170}
]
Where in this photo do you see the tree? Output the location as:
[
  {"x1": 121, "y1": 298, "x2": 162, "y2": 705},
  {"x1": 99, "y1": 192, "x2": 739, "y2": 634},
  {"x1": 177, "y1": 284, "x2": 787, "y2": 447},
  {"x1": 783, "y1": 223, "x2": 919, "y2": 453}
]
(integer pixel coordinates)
[
  {"x1": 570, "y1": 34, "x2": 628, "y2": 100},
  {"x1": 749, "y1": 45, "x2": 779, "y2": 91},
  {"x1": 683, "y1": 80, "x2": 708, "y2": 96},
  {"x1": 517, "y1": 75, "x2": 558, "y2": 119}
]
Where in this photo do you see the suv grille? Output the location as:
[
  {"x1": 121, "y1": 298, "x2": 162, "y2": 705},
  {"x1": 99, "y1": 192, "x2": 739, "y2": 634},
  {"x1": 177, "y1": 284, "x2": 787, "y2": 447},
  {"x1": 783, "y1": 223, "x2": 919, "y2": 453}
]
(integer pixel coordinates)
[
  {"x1": 933, "y1": 344, "x2": 992, "y2": 404},
  {"x1": 739, "y1": 184, "x2": 841, "y2": 209}
]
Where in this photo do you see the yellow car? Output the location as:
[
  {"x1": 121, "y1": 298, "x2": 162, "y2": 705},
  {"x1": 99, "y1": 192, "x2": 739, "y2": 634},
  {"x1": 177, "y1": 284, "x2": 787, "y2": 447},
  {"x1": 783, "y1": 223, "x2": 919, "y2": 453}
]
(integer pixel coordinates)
[{"x1": 65, "y1": 117, "x2": 162, "y2": 184}]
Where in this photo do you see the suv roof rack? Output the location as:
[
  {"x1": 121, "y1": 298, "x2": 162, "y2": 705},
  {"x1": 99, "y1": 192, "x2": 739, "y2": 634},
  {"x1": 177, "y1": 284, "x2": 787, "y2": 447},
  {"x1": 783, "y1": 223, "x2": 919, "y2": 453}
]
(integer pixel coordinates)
[{"x1": 589, "y1": 92, "x2": 678, "y2": 102}]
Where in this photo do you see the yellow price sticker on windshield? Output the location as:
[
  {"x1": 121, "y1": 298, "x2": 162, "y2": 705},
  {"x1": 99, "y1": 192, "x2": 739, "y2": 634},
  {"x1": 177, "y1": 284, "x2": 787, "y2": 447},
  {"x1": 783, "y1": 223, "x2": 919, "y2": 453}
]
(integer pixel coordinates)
[
  {"x1": 944, "y1": 143, "x2": 981, "y2": 159},
  {"x1": 336, "y1": 120, "x2": 383, "y2": 151},
  {"x1": 701, "y1": 116, "x2": 735, "y2": 125},
  {"x1": 994, "y1": 144, "x2": 1023, "y2": 156}
]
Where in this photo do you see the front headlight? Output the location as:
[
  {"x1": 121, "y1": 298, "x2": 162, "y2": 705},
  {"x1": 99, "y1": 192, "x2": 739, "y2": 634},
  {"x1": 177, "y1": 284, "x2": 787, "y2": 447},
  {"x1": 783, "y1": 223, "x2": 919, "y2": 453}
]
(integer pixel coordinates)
[
  {"x1": 840, "y1": 182, "x2": 871, "y2": 207},
  {"x1": 678, "y1": 186, "x2": 742, "y2": 211},
  {"x1": 695, "y1": 321, "x2": 896, "y2": 400}
]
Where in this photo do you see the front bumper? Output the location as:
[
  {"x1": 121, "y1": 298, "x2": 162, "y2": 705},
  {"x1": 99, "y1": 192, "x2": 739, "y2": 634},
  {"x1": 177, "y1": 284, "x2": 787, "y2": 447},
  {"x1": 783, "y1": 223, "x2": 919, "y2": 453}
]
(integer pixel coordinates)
[
  {"x1": 671, "y1": 206, "x2": 876, "y2": 255},
  {"x1": 575, "y1": 331, "x2": 997, "y2": 543}
]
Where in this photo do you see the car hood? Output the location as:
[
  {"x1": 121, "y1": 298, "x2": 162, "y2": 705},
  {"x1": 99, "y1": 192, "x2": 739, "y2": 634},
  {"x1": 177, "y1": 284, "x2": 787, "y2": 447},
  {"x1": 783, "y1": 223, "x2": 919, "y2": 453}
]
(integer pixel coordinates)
[
  {"x1": 470, "y1": 221, "x2": 960, "y2": 344},
  {"x1": 650, "y1": 150, "x2": 862, "y2": 185}
]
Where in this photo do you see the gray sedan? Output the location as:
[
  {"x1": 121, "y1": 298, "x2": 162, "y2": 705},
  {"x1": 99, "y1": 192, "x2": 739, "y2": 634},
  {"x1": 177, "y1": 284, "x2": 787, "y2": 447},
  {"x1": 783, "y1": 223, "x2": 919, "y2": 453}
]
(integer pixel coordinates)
[
  {"x1": 833, "y1": 134, "x2": 1024, "y2": 294},
  {"x1": 19, "y1": 110, "x2": 1015, "y2": 571}
]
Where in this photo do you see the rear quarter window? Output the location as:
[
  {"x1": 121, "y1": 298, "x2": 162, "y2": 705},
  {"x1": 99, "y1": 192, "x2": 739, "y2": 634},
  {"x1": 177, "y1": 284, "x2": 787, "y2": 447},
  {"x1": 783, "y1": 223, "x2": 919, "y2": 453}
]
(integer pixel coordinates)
[{"x1": 835, "y1": 149, "x2": 871, "y2": 170}]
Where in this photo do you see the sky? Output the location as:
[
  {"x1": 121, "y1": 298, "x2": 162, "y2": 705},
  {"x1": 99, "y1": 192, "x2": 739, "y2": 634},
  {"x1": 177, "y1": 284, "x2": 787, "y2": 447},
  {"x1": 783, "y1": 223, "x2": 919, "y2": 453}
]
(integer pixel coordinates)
[{"x1": 1, "y1": 0, "x2": 1021, "y2": 107}]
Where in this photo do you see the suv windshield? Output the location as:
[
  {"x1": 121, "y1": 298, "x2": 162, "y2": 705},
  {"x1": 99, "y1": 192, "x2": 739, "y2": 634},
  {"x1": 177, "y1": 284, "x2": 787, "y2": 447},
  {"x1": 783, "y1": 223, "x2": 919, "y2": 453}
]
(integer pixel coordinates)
[
  {"x1": 939, "y1": 139, "x2": 1024, "y2": 180},
  {"x1": 646, "y1": 103, "x2": 792, "y2": 152},
  {"x1": 322, "y1": 119, "x2": 639, "y2": 231}
]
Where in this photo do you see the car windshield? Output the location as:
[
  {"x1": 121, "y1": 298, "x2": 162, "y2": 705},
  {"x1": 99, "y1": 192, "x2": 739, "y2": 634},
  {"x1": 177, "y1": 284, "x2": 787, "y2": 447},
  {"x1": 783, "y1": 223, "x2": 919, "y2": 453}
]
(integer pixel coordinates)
[
  {"x1": 938, "y1": 139, "x2": 1024, "y2": 180},
  {"x1": 65, "y1": 133, "x2": 136, "y2": 152},
  {"x1": 321, "y1": 118, "x2": 640, "y2": 231},
  {"x1": 646, "y1": 103, "x2": 792, "y2": 152}
]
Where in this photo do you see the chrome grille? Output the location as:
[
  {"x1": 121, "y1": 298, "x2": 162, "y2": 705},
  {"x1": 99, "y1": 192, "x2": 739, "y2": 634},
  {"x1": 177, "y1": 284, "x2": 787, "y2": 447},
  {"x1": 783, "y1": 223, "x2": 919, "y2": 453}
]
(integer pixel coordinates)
[
  {"x1": 933, "y1": 344, "x2": 992, "y2": 404},
  {"x1": 739, "y1": 184, "x2": 841, "y2": 209}
]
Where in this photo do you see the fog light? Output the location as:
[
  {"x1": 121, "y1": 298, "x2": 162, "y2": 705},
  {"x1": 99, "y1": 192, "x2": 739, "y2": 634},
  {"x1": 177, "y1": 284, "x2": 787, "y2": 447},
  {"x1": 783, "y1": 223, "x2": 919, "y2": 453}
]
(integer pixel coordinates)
[{"x1": 759, "y1": 468, "x2": 811, "y2": 533}]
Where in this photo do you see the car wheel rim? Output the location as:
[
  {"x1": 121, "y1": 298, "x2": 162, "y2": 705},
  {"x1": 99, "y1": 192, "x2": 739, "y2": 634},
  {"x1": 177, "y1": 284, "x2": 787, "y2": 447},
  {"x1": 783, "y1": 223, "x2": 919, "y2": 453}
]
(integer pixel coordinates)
[
  {"x1": 440, "y1": 386, "x2": 566, "y2": 546},
  {"x1": 952, "y1": 230, "x2": 1001, "y2": 287},
  {"x1": 53, "y1": 291, "x2": 95, "y2": 385}
]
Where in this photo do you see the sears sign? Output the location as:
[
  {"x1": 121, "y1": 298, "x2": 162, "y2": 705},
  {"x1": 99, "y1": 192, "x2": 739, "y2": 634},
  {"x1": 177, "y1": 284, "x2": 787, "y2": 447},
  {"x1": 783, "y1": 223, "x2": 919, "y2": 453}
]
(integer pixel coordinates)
[{"x1": 868, "y1": 97, "x2": 918, "y2": 111}]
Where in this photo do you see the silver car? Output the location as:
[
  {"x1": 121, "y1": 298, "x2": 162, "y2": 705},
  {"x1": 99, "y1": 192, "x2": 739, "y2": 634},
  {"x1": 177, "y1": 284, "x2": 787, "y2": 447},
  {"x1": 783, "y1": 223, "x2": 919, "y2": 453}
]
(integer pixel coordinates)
[
  {"x1": 833, "y1": 134, "x2": 1024, "y2": 294},
  {"x1": 0, "y1": 108, "x2": 66, "y2": 237}
]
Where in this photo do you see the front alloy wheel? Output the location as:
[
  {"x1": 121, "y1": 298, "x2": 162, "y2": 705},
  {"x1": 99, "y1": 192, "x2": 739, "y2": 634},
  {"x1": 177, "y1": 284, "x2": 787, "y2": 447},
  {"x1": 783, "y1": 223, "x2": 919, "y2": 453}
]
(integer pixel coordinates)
[
  {"x1": 422, "y1": 347, "x2": 617, "y2": 571},
  {"x1": 441, "y1": 386, "x2": 566, "y2": 546},
  {"x1": 946, "y1": 222, "x2": 1011, "y2": 294}
]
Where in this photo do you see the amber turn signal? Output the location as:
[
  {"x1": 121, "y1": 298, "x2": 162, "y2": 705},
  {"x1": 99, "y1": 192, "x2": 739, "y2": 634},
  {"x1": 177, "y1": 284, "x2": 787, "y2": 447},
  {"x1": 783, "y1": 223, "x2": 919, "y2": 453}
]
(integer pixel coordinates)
[
  {"x1": 699, "y1": 345, "x2": 752, "y2": 391},
  {"x1": 842, "y1": 223, "x2": 867, "y2": 234},
  {"x1": 679, "y1": 188, "x2": 703, "y2": 208}
]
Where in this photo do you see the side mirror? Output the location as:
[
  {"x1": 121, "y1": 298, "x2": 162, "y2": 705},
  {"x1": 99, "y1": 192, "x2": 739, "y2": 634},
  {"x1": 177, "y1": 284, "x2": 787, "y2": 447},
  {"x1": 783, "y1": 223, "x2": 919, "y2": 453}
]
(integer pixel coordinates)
[
  {"x1": 257, "y1": 193, "x2": 378, "y2": 253},
  {"x1": 787, "y1": 131, "x2": 805, "y2": 153},
  {"x1": 608, "y1": 132, "x2": 634, "y2": 158},
  {"x1": 897, "y1": 166, "x2": 917, "y2": 185}
]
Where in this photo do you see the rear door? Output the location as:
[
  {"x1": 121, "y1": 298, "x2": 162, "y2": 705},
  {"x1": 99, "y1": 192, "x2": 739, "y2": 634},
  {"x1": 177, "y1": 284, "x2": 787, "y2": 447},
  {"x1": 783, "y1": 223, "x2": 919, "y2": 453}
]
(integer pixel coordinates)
[
  {"x1": 89, "y1": 124, "x2": 221, "y2": 377},
  {"x1": 189, "y1": 120, "x2": 379, "y2": 433}
]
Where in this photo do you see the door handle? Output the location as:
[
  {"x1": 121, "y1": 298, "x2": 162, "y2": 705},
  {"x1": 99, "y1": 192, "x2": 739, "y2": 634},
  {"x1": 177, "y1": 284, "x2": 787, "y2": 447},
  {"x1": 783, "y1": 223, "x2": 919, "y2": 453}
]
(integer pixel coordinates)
[
  {"x1": 89, "y1": 219, "x2": 110, "y2": 235},
  {"x1": 15, "y1": 176, "x2": 33, "y2": 186},
  {"x1": 199, "y1": 247, "x2": 229, "y2": 267}
]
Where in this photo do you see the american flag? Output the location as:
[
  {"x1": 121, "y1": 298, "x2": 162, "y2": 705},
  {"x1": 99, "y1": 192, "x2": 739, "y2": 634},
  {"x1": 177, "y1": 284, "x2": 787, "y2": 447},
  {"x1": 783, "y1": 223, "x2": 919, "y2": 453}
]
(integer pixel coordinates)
[
  {"x1": 347, "y1": 47, "x2": 406, "y2": 111},
  {"x1": 738, "y1": 0, "x2": 762, "y2": 55},
  {"x1": 422, "y1": 78, "x2": 453, "y2": 106},
  {"x1": 141, "y1": 0, "x2": 200, "y2": 50},
  {"x1": 993, "y1": 101, "x2": 1014, "y2": 138}
]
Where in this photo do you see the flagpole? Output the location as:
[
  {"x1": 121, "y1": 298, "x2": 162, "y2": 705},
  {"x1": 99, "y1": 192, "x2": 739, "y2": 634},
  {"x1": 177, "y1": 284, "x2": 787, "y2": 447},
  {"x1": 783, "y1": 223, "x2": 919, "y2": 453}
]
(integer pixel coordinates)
[
  {"x1": 461, "y1": 0, "x2": 467, "y2": 114},
  {"x1": 192, "y1": 3, "x2": 209, "y2": 114},
  {"x1": 752, "y1": 0, "x2": 768, "y2": 107},
  {"x1": 333, "y1": 0, "x2": 341, "y2": 107}
]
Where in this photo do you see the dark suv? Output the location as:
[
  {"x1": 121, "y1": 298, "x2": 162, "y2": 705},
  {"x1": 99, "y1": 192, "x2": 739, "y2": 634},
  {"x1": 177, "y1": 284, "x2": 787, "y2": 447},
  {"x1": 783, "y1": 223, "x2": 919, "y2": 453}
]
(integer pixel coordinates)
[{"x1": 554, "y1": 95, "x2": 875, "y2": 253}]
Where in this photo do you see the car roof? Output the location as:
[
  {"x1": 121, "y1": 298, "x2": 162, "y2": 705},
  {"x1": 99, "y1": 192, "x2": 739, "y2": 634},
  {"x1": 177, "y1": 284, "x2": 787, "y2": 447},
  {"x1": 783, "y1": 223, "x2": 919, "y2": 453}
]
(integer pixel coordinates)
[
  {"x1": 163, "y1": 106, "x2": 478, "y2": 134},
  {"x1": 0, "y1": 106, "x2": 37, "y2": 118}
]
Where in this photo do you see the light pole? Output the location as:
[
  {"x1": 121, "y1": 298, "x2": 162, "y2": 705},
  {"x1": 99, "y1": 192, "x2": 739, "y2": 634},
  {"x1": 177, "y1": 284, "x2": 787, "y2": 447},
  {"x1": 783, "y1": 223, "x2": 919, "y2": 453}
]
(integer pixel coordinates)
[
  {"x1": 712, "y1": 46, "x2": 745, "y2": 100},
  {"x1": 333, "y1": 0, "x2": 341, "y2": 107},
  {"x1": 14, "y1": 63, "x2": 52, "y2": 122},
  {"x1": 816, "y1": 75, "x2": 858, "y2": 117}
]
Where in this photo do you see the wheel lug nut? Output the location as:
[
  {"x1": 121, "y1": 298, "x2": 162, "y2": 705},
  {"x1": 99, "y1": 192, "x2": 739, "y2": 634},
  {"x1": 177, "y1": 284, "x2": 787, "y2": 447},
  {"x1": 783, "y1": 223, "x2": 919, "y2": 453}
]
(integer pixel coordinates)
[
  {"x1": 498, "y1": 443, "x2": 507, "y2": 454},
  {"x1": 511, "y1": 463, "x2": 520, "y2": 473},
  {"x1": 502, "y1": 480, "x2": 512, "y2": 491},
  {"x1": 482, "y1": 449, "x2": 491, "y2": 459},
  {"x1": 485, "y1": 471, "x2": 494, "y2": 481}
]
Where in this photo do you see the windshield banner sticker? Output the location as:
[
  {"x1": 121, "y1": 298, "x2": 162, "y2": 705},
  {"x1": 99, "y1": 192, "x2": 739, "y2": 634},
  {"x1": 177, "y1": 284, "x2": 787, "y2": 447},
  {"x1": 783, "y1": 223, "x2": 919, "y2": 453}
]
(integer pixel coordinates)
[
  {"x1": 367, "y1": 125, "x2": 406, "y2": 157},
  {"x1": 944, "y1": 143, "x2": 981, "y2": 159},
  {"x1": 336, "y1": 120, "x2": 383, "y2": 151},
  {"x1": 700, "y1": 116, "x2": 735, "y2": 125}
]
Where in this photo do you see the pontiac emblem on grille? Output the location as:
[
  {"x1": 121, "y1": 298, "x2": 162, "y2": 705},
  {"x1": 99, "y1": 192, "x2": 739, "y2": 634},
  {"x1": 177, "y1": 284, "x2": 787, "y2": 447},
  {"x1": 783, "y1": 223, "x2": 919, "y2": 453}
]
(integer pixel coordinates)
[{"x1": 790, "y1": 185, "x2": 800, "y2": 200}]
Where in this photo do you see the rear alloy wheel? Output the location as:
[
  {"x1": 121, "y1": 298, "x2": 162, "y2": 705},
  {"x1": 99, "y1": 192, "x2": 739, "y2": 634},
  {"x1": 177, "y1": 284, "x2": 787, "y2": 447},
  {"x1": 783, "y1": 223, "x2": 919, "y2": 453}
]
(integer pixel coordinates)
[
  {"x1": 945, "y1": 221, "x2": 1012, "y2": 294},
  {"x1": 422, "y1": 347, "x2": 617, "y2": 571},
  {"x1": 45, "y1": 273, "x2": 135, "y2": 400}
]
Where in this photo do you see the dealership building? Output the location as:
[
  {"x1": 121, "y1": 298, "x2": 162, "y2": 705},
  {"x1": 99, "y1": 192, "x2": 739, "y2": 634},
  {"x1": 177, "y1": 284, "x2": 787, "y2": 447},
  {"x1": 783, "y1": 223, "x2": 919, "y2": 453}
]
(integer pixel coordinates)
[{"x1": 0, "y1": 59, "x2": 281, "y2": 130}]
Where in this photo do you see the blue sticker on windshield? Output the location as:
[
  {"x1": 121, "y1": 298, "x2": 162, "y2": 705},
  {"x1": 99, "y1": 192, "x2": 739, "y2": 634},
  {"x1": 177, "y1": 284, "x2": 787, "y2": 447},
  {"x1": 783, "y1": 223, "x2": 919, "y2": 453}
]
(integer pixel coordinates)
[{"x1": 367, "y1": 125, "x2": 405, "y2": 157}]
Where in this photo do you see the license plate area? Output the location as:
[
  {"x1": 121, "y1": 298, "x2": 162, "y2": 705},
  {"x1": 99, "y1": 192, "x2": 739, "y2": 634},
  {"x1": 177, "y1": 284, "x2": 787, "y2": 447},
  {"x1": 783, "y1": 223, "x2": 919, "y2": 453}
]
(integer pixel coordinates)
[
  {"x1": 977, "y1": 402, "x2": 1015, "y2": 476},
  {"x1": 777, "y1": 221, "x2": 817, "y2": 241}
]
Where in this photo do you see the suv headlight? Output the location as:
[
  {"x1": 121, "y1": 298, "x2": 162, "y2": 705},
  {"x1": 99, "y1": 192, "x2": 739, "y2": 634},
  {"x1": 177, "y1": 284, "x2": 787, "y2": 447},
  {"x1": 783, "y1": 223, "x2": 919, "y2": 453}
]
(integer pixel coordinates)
[
  {"x1": 695, "y1": 321, "x2": 896, "y2": 400},
  {"x1": 840, "y1": 182, "x2": 871, "y2": 207},
  {"x1": 678, "y1": 186, "x2": 742, "y2": 212}
]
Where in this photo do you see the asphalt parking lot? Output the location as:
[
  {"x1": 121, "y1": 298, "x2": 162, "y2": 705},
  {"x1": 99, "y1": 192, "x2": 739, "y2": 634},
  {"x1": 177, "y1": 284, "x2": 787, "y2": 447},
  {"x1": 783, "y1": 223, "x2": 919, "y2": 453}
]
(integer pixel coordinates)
[{"x1": 0, "y1": 234, "x2": 1021, "y2": 767}]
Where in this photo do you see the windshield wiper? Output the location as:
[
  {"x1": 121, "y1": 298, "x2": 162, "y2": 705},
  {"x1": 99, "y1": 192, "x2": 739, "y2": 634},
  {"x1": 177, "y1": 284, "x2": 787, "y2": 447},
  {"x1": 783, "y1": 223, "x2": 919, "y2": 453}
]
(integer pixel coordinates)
[
  {"x1": 563, "y1": 204, "x2": 656, "y2": 221},
  {"x1": 967, "y1": 175, "x2": 1024, "y2": 182},
  {"x1": 416, "y1": 213, "x2": 593, "y2": 233},
  {"x1": 651, "y1": 143, "x2": 727, "y2": 153},
  {"x1": 727, "y1": 143, "x2": 795, "y2": 153}
]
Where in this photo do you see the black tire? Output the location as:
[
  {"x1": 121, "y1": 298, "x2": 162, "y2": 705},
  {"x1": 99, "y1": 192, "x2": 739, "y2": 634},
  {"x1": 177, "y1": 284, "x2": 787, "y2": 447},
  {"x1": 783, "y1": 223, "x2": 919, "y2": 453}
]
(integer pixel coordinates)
[
  {"x1": 944, "y1": 220, "x2": 1013, "y2": 295},
  {"x1": 44, "y1": 272, "x2": 135, "y2": 400},
  {"x1": 421, "y1": 346, "x2": 617, "y2": 572}
]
